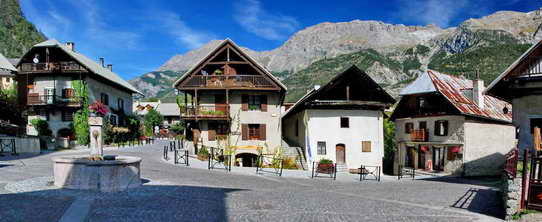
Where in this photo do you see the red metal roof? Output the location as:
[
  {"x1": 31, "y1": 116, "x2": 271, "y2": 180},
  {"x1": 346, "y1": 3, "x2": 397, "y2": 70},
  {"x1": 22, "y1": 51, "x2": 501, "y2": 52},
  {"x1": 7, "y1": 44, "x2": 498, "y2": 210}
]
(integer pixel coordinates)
[{"x1": 427, "y1": 70, "x2": 512, "y2": 123}]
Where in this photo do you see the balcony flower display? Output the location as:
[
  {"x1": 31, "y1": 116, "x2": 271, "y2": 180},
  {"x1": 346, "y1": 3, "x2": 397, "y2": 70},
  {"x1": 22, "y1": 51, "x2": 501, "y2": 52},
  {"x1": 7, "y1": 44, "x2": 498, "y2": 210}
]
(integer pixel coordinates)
[{"x1": 89, "y1": 101, "x2": 109, "y2": 116}]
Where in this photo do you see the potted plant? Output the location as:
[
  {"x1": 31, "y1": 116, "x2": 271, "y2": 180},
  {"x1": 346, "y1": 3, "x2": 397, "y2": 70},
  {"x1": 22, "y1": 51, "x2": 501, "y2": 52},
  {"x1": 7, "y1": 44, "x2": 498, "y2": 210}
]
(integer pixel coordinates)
[
  {"x1": 88, "y1": 101, "x2": 109, "y2": 117},
  {"x1": 317, "y1": 158, "x2": 335, "y2": 174},
  {"x1": 197, "y1": 146, "x2": 209, "y2": 161}
]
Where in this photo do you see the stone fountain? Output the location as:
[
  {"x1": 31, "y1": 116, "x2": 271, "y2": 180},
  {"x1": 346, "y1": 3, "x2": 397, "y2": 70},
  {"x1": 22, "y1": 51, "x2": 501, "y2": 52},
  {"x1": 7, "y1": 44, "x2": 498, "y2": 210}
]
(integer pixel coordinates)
[{"x1": 52, "y1": 115, "x2": 142, "y2": 192}]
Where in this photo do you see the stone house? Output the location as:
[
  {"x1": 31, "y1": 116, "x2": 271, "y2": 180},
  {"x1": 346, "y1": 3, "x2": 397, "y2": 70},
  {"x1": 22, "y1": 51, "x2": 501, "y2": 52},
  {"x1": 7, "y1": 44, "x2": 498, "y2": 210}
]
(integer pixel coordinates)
[
  {"x1": 486, "y1": 40, "x2": 542, "y2": 153},
  {"x1": 390, "y1": 70, "x2": 515, "y2": 176},
  {"x1": 0, "y1": 52, "x2": 17, "y2": 90},
  {"x1": 133, "y1": 101, "x2": 181, "y2": 128},
  {"x1": 173, "y1": 39, "x2": 287, "y2": 167},
  {"x1": 16, "y1": 40, "x2": 141, "y2": 139},
  {"x1": 282, "y1": 66, "x2": 396, "y2": 170}
]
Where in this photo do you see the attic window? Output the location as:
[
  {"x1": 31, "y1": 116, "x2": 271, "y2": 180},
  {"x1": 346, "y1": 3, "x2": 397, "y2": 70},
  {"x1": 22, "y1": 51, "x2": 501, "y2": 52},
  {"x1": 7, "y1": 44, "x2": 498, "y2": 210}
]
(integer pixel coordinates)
[
  {"x1": 340, "y1": 117, "x2": 349, "y2": 128},
  {"x1": 503, "y1": 107, "x2": 509, "y2": 114}
]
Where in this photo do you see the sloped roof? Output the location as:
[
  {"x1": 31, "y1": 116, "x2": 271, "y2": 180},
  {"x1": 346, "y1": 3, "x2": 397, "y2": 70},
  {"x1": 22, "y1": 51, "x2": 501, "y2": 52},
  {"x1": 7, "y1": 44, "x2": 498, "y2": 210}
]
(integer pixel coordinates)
[
  {"x1": 0, "y1": 52, "x2": 17, "y2": 72},
  {"x1": 172, "y1": 39, "x2": 286, "y2": 90},
  {"x1": 425, "y1": 70, "x2": 512, "y2": 123},
  {"x1": 400, "y1": 72, "x2": 436, "y2": 95},
  {"x1": 133, "y1": 102, "x2": 180, "y2": 117},
  {"x1": 485, "y1": 40, "x2": 542, "y2": 99},
  {"x1": 283, "y1": 65, "x2": 396, "y2": 119},
  {"x1": 21, "y1": 39, "x2": 141, "y2": 95}
]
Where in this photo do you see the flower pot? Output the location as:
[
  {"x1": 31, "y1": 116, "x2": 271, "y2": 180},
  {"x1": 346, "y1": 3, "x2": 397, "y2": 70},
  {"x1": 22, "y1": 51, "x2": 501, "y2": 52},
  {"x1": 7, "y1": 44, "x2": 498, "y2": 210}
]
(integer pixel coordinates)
[
  {"x1": 197, "y1": 154, "x2": 208, "y2": 161},
  {"x1": 317, "y1": 163, "x2": 334, "y2": 174}
]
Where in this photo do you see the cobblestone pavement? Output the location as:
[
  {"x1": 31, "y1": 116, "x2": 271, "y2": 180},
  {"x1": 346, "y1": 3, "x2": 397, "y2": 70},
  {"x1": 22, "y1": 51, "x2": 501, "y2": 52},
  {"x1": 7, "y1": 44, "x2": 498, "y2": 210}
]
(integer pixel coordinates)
[{"x1": 0, "y1": 141, "x2": 505, "y2": 222}]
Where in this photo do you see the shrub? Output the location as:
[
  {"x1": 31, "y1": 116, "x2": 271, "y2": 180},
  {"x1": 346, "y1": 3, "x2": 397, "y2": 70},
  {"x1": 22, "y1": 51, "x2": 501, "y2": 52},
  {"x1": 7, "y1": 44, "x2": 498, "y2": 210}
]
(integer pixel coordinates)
[
  {"x1": 30, "y1": 118, "x2": 52, "y2": 136},
  {"x1": 282, "y1": 157, "x2": 298, "y2": 169},
  {"x1": 170, "y1": 122, "x2": 184, "y2": 135},
  {"x1": 319, "y1": 158, "x2": 333, "y2": 164}
]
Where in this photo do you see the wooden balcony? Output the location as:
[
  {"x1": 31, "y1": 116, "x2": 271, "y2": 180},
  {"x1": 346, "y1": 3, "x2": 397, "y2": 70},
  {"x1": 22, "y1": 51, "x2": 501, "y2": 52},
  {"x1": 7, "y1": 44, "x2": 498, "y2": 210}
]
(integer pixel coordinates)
[
  {"x1": 27, "y1": 94, "x2": 80, "y2": 106},
  {"x1": 410, "y1": 129, "x2": 429, "y2": 142},
  {"x1": 181, "y1": 104, "x2": 230, "y2": 120},
  {"x1": 181, "y1": 75, "x2": 276, "y2": 89},
  {"x1": 20, "y1": 62, "x2": 87, "y2": 73}
]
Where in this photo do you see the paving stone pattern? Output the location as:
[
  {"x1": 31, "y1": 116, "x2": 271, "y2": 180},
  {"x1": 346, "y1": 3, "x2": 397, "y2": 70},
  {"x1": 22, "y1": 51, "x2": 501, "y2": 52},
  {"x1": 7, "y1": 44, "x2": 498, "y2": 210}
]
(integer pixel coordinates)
[{"x1": 0, "y1": 141, "x2": 505, "y2": 222}]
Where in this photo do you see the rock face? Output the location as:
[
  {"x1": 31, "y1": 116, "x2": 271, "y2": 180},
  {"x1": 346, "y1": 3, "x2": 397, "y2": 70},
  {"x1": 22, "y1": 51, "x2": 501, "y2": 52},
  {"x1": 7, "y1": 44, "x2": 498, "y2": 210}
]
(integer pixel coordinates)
[{"x1": 132, "y1": 9, "x2": 542, "y2": 101}]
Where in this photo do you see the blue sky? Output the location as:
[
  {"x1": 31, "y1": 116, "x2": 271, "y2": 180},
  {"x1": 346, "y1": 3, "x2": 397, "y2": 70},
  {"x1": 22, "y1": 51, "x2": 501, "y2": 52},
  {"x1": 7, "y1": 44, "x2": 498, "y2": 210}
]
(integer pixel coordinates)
[{"x1": 20, "y1": 0, "x2": 541, "y2": 80}]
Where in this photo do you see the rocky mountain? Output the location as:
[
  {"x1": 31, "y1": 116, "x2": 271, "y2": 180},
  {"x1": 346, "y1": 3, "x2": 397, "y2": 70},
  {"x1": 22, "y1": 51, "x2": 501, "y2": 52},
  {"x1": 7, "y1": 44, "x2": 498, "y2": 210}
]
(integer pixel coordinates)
[
  {"x1": 0, "y1": 0, "x2": 46, "y2": 58},
  {"x1": 130, "y1": 9, "x2": 542, "y2": 102}
]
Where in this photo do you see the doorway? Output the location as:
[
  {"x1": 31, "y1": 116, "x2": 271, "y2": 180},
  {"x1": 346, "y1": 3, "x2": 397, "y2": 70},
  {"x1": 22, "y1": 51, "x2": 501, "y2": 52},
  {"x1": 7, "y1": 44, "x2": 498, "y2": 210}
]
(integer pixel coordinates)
[
  {"x1": 432, "y1": 147, "x2": 445, "y2": 171},
  {"x1": 336, "y1": 144, "x2": 345, "y2": 165},
  {"x1": 405, "y1": 146, "x2": 416, "y2": 168},
  {"x1": 236, "y1": 153, "x2": 258, "y2": 167}
]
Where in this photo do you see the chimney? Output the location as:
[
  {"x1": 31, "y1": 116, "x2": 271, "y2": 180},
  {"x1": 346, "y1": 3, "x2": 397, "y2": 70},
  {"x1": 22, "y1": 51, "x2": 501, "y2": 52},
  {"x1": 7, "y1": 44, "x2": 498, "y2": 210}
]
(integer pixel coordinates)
[
  {"x1": 107, "y1": 64, "x2": 112, "y2": 71},
  {"x1": 473, "y1": 71, "x2": 484, "y2": 109},
  {"x1": 66, "y1": 42, "x2": 75, "y2": 51},
  {"x1": 99, "y1": 58, "x2": 105, "y2": 67}
]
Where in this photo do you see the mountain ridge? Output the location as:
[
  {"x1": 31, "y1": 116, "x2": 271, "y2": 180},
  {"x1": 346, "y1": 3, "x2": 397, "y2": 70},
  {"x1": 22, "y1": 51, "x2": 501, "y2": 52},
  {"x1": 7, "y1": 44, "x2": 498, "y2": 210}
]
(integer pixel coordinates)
[{"x1": 130, "y1": 8, "x2": 542, "y2": 102}]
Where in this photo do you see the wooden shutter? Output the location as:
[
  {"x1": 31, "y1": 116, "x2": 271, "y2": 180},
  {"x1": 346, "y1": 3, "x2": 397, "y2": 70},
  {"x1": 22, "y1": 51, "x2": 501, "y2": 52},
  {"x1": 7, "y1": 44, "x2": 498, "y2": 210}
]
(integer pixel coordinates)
[
  {"x1": 208, "y1": 129, "x2": 216, "y2": 141},
  {"x1": 242, "y1": 95, "x2": 248, "y2": 111},
  {"x1": 261, "y1": 95, "x2": 267, "y2": 112},
  {"x1": 260, "y1": 124, "x2": 266, "y2": 140},
  {"x1": 362, "y1": 141, "x2": 372, "y2": 152},
  {"x1": 242, "y1": 124, "x2": 248, "y2": 140},
  {"x1": 443, "y1": 121, "x2": 449, "y2": 136}
]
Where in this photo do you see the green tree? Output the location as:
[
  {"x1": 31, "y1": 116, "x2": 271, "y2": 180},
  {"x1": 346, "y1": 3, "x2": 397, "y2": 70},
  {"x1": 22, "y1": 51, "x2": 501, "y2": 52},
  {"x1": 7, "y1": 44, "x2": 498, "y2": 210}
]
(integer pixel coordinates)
[
  {"x1": 73, "y1": 80, "x2": 90, "y2": 145},
  {"x1": 144, "y1": 109, "x2": 163, "y2": 136},
  {"x1": 383, "y1": 118, "x2": 396, "y2": 174}
]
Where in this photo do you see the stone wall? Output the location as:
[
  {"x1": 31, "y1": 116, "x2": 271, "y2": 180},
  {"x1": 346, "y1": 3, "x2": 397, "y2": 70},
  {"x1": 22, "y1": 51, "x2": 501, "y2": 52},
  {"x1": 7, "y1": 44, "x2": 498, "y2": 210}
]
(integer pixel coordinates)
[{"x1": 501, "y1": 173, "x2": 522, "y2": 220}]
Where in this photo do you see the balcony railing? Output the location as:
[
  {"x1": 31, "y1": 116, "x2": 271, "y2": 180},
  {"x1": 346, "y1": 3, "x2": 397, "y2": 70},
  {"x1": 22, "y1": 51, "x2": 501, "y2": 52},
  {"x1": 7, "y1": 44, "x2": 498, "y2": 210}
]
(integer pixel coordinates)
[
  {"x1": 181, "y1": 75, "x2": 276, "y2": 89},
  {"x1": 27, "y1": 94, "x2": 80, "y2": 106},
  {"x1": 181, "y1": 104, "x2": 229, "y2": 119},
  {"x1": 20, "y1": 62, "x2": 87, "y2": 73},
  {"x1": 410, "y1": 129, "x2": 428, "y2": 142}
]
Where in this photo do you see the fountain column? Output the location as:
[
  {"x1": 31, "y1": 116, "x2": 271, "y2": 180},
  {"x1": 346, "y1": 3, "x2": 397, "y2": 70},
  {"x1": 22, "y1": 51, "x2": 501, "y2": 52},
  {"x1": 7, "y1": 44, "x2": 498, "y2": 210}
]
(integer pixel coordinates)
[{"x1": 89, "y1": 116, "x2": 103, "y2": 157}]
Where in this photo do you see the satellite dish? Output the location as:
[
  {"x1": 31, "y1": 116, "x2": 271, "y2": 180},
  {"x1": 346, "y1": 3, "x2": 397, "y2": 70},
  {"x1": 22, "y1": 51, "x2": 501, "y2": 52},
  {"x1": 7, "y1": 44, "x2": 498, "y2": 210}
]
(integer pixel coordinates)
[{"x1": 33, "y1": 54, "x2": 39, "y2": 64}]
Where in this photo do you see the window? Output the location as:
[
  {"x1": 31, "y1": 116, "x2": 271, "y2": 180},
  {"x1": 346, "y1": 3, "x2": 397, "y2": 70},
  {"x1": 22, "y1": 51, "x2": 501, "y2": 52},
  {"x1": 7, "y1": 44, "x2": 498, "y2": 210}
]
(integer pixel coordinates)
[
  {"x1": 434, "y1": 120, "x2": 449, "y2": 136},
  {"x1": 61, "y1": 110, "x2": 73, "y2": 122},
  {"x1": 62, "y1": 88, "x2": 74, "y2": 98},
  {"x1": 419, "y1": 121, "x2": 427, "y2": 130},
  {"x1": 249, "y1": 124, "x2": 260, "y2": 140},
  {"x1": 109, "y1": 114, "x2": 118, "y2": 125},
  {"x1": 405, "y1": 122, "x2": 414, "y2": 134},
  {"x1": 530, "y1": 118, "x2": 542, "y2": 134},
  {"x1": 100, "y1": 93, "x2": 109, "y2": 105},
  {"x1": 317, "y1": 141, "x2": 326, "y2": 155},
  {"x1": 362, "y1": 141, "x2": 372, "y2": 152},
  {"x1": 242, "y1": 124, "x2": 265, "y2": 140},
  {"x1": 118, "y1": 98, "x2": 124, "y2": 111},
  {"x1": 340, "y1": 117, "x2": 349, "y2": 128},
  {"x1": 248, "y1": 95, "x2": 262, "y2": 111},
  {"x1": 417, "y1": 97, "x2": 426, "y2": 109}
]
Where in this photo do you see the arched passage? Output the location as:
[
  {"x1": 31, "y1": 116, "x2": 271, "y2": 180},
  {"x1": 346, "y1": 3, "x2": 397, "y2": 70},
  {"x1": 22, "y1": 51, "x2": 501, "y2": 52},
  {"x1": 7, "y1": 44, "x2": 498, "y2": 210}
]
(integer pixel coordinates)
[{"x1": 235, "y1": 153, "x2": 258, "y2": 167}]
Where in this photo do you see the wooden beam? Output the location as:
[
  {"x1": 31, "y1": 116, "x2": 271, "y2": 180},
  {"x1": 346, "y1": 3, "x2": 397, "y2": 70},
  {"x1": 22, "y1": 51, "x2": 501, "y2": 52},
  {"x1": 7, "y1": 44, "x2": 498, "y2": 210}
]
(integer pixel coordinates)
[{"x1": 207, "y1": 61, "x2": 248, "y2": 65}]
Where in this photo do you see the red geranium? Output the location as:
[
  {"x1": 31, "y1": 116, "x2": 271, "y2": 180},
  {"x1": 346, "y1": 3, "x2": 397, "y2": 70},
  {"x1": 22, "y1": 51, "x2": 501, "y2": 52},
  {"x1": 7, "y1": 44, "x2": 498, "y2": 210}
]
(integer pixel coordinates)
[{"x1": 89, "y1": 101, "x2": 109, "y2": 116}]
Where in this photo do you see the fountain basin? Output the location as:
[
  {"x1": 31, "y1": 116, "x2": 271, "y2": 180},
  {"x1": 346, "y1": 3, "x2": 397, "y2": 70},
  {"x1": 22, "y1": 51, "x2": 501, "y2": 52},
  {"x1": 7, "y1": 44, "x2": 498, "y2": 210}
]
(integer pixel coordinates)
[{"x1": 52, "y1": 155, "x2": 142, "y2": 192}]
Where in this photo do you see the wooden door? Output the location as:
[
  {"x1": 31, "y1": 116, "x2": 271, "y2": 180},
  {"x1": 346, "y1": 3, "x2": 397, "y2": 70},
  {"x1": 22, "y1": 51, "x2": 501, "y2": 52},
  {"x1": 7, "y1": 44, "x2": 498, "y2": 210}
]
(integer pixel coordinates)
[
  {"x1": 214, "y1": 94, "x2": 227, "y2": 113},
  {"x1": 432, "y1": 147, "x2": 444, "y2": 171},
  {"x1": 336, "y1": 144, "x2": 345, "y2": 165}
]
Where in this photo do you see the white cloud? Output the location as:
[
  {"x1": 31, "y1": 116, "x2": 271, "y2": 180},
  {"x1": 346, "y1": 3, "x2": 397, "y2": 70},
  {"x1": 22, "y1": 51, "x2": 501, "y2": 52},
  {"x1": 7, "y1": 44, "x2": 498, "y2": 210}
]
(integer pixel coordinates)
[
  {"x1": 233, "y1": 0, "x2": 300, "y2": 40},
  {"x1": 397, "y1": 0, "x2": 470, "y2": 28},
  {"x1": 69, "y1": 0, "x2": 141, "y2": 49},
  {"x1": 156, "y1": 12, "x2": 217, "y2": 49}
]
